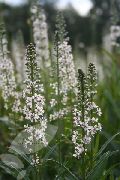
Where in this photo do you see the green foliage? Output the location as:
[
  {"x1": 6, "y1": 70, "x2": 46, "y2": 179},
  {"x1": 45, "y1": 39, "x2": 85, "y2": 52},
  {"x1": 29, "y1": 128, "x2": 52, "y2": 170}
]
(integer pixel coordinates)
[
  {"x1": 0, "y1": 4, "x2": 120, "y2": 180},
  {"x1": 98, "y1": 50, "x2": 120, "y2": 134}
]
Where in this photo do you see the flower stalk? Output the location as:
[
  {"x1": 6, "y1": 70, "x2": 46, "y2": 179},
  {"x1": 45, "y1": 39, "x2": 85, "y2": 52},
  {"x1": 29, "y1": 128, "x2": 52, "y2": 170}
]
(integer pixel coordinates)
[
  {"x1": 23, "y1": 44, "x2": 48, "y2": 172},
  {"x1": 72, "y1": 63, "x2": 102, "y2": 179}
]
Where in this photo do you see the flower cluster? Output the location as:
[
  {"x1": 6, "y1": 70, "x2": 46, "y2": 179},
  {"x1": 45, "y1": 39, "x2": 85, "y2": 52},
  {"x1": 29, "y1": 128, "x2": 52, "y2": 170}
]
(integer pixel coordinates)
[
  {"x1": 31, "y1": 3, "x2": 49, "y2": 67},
  {"x1": 0, "y1": 29, "x2": 21, "y2": 112},
  {"x1": 30, "y1": 154, "x2": 40, "y2": 166},
  {"x1": 49, "y1": 13, "x2": 77, "y2": 121},
  {"x1": 58, "y1": 40, "x2": 77, "y2": 96},
  {"x1": 110, "y1": 25, "x2": 120, "y2": 47},
  {"x1": 11, "y1": 32, "x2": 25, "y2": 84},
  {"x1": 55, "y1": 13, "x2": 77, "y2": 98},
  {"x1": 12, "y1": 92, "x2": 22, "y2": 113},
  {"x1": 49, "y1": 107, "x2": 70, "y2": 121},
  {"x1": 72, "y1": 63, "x2": 102, "y2": 159},
  {"x1": 23, "y1": 43, "x2": 48, "y2": 155}
]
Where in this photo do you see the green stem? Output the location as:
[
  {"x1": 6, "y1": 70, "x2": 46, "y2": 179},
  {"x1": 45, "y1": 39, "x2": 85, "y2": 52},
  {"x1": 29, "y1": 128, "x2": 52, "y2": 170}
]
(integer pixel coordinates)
[
  {"x1": 42, "y1": 60, "x2": 49, "y2": 121},
  {"x1": 90, "y1": 76, "x2": 94, "y2": 170},
  {"x1": 78, "y1": 70, "x2": 86, "y2": 179},
  {"x1": 31, "y1": 58, "x2": 39, "y2": 180},
  {"x1": 56, "y1": 39, "x2": 61, "y2": 165}
]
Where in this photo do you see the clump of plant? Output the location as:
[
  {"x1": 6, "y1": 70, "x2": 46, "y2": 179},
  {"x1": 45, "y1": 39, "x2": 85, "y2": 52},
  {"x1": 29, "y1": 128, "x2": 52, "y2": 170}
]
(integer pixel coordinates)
[{"x1": 0, "y1": 3, "x2": 120, "y2": 180}]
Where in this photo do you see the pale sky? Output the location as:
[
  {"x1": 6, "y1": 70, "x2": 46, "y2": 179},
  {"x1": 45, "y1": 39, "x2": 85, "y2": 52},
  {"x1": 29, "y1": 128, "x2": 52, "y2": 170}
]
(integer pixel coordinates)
[
  {"x1": 58, "y1": 0, "x2": 93, "y2": 16},
  {"x1": 0, "y1": 0, "x2": 27, "y2": 6},
  {"x1": 0, "y1": 0, "x2": 93, "y2": 16}
]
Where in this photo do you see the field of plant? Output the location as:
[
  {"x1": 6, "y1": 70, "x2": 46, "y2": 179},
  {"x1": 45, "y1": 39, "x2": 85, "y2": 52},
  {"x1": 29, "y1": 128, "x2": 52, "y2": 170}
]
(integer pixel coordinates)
[{"x1": 0, "y1": 1, "x2": 120, "y2": 180}]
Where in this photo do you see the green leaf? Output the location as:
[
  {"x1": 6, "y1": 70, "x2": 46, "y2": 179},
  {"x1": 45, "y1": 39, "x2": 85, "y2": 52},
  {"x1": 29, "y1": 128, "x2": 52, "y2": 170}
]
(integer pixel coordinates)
[
  {"x1": 93, "y1": 134, "x2": 100, "y2": 155},
  {"x1": 103, "y1": 162, "x2": 120, "y2": 178},
  {"x1": 43, "y1": 144, "x2": 58, "y2": 161},
  {"x1": 0, "y1": 116, "x2": 12, "y2": 126},
  {"x1": 9, "y1": 146, "x2": 33, "y2": 165},
  {"x1": 94, "y1": 131, "x2": 120, "y2": 160},
  {"x1": 104, "y1": 91, "x2": 120, "y2": 119},
  {"x1": 9, "y1": 123, "x2": 58, "y2": 155},
  {"x1": 17, "y1": 170, "x2": 27, "y2": 180},
  {"x1": 55, "y1": 161, "x2": 69, "y2": 180},
  {"x1": 0, "y1": 153, "x2": 24, "y2": 169},
  {"x1": 0, "y1": 161, "x2": 20, "y2": 179},
  {"x1": 87, "y1": 151, "x2": 118, "y2": 180},
  {"x1": 44, "y1": 159, "x2": 79, "y2": 180}
]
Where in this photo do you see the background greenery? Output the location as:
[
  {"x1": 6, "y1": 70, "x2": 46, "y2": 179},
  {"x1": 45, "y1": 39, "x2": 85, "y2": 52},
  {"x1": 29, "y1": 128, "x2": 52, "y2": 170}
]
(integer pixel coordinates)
[{"x1": 0, "y1": 0, "x2": 120, "y2": 179}]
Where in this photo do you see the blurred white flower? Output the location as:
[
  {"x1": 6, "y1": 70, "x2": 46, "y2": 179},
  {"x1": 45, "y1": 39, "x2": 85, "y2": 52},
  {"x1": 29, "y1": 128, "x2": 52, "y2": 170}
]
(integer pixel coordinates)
[
  {"x1": 110, "y1": 25, "x2": 120, "y2": 47},
  {"x1": 31, "y1": 4, "x2": 49, "y2": 67},
  {"x1": 0, "y1": 32, "x2": 21, "y2": 111}
]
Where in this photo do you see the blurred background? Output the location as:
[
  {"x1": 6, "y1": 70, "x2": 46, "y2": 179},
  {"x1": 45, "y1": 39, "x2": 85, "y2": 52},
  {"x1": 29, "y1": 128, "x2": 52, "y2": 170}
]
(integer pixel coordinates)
[
  {"x1": 1, "y1": 1, "x2": 120, "y2": 179},
  {"x1": 0, "y1": 0, "x2": 117, "y2": 71}
]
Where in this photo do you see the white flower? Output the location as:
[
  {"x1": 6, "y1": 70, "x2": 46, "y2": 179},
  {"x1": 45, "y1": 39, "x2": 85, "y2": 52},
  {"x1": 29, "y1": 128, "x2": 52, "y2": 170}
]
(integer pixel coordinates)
[
  {"x1": 49, "y1": 107, "x2": 70, "y2": 121},
  {"x1": 31, "y1": 4, "x2": 49, "y2": 67},
  {"x1": 50, "y1": 99, "x2": 57, "y2": 107},
  {"x1": 58, "y1": 40, "x2": 77, "y2": 95},
  {"x1": 72, "y1": 63, "x2": 102, "y2": 159},
  {"x1": 11, "y1": 32, "x2": 25, "y2": 84},
  {"x1": 0, "y1": 32, "x2": 21, "y2": 111},
  {"x1": 23, "y1": 44, "x2": 48, "y2": 152},
  {"x1": 110, "y1": 25, "x2": 120, "y2": 47},
  {"x1": 31, "y1": 154, "x2": 40, "y2": 166},
  {"x1": 73, "y1": 143, "x2": 85, "y2": 159},
  {"x1": 49, "y1": 39, "x2": 77, "y2": 121}
]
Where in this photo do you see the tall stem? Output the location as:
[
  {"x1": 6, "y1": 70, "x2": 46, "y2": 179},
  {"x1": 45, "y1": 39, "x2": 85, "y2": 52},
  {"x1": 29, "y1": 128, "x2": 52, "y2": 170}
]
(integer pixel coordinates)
[
  {"x1": 31, "y1": 57, "x2": 39, "y2": 179},
  {"x1": 78, "y1": 69, "x2": 86, "y2": 179},
  {"x1": 56, "y1": 39, "x2": 61, "y2": 166},
  {"x1": 90, "y1": 76, "x2": 94, "y2": 170}
]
